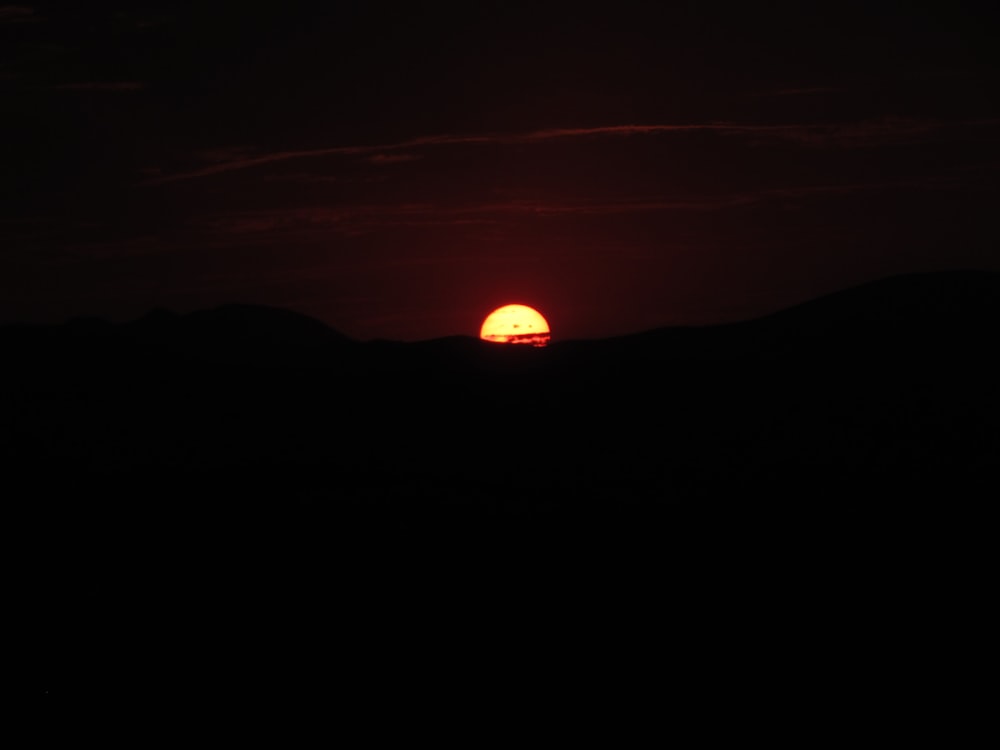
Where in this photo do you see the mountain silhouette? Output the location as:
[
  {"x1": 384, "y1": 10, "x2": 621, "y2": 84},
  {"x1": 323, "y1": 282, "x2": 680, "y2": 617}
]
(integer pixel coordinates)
[
  {"x1": 17, "y1": 270, "x2": 998, "y2": 709},
  {"x1": 127, "y1": 304, "x2": 356, "y2": 366},
  {"x1": 6, "y1": 269, "x2": 996, "y2": 371},
  {"x1": 5, "y1": 268, "x2": 997, "y2": 530}
]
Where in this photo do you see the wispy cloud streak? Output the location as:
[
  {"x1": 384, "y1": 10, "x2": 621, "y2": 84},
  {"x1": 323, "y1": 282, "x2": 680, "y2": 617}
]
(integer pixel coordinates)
[
  {"x1": 367, "y1": 153, "x2": 422, "y2": 165},
  {"x1": 199, "y1": 174, "x2": 976, "y2": 237},
  {"x1": 55, "y1": 81, "x2": 147, "y2": 92},
  {"x1": 754, "y1": 86, "x2": 842, "y2": 97},
  {"x1": 0, "y1": 5, "x2": 37, "y2": 23},
  {"x1": 143, "y1": 118, "x2": 1000, "y2": 186}
]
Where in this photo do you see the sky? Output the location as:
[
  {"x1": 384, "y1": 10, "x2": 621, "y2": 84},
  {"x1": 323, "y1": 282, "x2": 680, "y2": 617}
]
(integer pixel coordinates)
[{"x1": 2, "y1": 1, "x2": 999, "y2": 341}]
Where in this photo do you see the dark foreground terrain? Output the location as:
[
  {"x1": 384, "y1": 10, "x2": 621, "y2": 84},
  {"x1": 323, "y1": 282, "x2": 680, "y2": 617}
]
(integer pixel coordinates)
[{"x1": 16, "y1": 270, "x2": 997, "y2": 725}]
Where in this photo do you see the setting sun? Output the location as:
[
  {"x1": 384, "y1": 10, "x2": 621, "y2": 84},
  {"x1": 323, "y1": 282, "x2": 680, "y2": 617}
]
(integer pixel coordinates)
[{"x1": 480, "y1": 304, "x2": 551, "y2": 347}]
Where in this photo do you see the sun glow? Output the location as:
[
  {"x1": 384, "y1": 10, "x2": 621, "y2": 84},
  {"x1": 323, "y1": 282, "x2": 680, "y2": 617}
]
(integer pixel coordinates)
[{"x1": 480, "y1": 304, "x2": 551, "y2": 347}]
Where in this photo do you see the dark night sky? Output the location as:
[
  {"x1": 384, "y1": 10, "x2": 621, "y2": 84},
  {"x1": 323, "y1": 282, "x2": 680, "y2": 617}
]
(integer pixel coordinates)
[{"x1": 3, "y1": 1, "x2": 999, "y2": 341}]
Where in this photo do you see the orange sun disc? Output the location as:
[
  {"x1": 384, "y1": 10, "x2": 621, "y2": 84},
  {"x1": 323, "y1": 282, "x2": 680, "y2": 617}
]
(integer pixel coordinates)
[{"x1": 480, "y1": 304, "x2": 551, "y2": 347}]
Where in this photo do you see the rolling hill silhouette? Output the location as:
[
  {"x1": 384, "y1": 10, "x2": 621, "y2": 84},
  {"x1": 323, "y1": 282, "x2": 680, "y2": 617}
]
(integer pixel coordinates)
[
  {"x1": 4, "y1": 264, "x2": 996, "y2": 602},
  {"x1": 5, "y1": 270, "x2": 997, "y2": 511},
  {"x1": 4, "y1": 276, "x2": 994, "y2": 517},
  {"x1": 18, "y1": 270, "x2": 998, "y2": 709}
]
